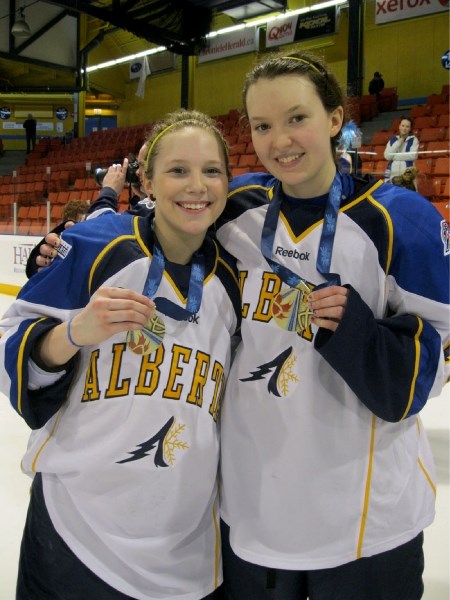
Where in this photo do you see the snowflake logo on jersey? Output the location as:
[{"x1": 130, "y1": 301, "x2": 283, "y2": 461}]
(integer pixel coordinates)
[
  {"x1": 441, "y1": 220, "x2": 450, "y2": 256},
  {"x1": 240, "y1": 346, "x2": 299, "y2": 397},
  {"x1": 117, "y1": 416, "x2": 188, "y2": 466}
]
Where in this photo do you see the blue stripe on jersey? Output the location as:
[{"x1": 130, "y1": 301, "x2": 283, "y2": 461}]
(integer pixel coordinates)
[{"x1": 404, "y1": 318, "x2": 446, "y2": 418}]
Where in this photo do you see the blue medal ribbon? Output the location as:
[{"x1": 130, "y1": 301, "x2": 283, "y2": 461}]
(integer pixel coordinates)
[
  {"x1": 261, "y1": 171, "x2": 354, "y2": 289},
  {"x1": 143, "y1": 237, "x2": 205, "y2": 321}
]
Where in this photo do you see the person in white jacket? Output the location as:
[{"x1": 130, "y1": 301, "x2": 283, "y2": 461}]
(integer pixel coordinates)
[{"x1": 384, "y1": 116, "x2": 419, "y2": 180}]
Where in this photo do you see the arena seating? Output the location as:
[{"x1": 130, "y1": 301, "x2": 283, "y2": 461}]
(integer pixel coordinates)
[
  {"x1": 0, "y1": 86, "x2": 448, "y2": 235},
  {"x1": 355, "y1": 83, "x2": 449, "y2": 218}
]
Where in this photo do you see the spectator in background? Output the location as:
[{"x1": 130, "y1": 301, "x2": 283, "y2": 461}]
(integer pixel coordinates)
[
  {"x1": 391, "y1": 167, "x2": 418, "y2": 191},
  {"x1": 23, "y1": 113, "x2": 37, "y2": 154},
  {"x1": 384, "y1": 116, "x2": 419, "y2": 180},
  {"x1": 62, "y1": 199, "x2": 88, "y2": 222},
  {"x1": 368, "y1": 71, "x2": 385, "y2": 99}
]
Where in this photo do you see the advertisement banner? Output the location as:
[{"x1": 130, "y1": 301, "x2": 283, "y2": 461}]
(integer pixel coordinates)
[
  {"x1": 375, "y1": 0, "x2": 448, "y2": 24},
  {"x1": 0, "y1": 235, "x2": 40, "y2": 289},
  {"x1": 2, "y1": 122, "x2": 54, "y2": 131},
  {"x1": 266, "y1": 8, "x2": 337, "y2": 47},
  {"x1": 266, "y1": 15, "x2": 298, "y2": 48},
  {"x1": 198, "y1": 27, "x2": 257, "y2": 63},
  {"x1": 295, "y1": 7, "x2": 336, "y2": 41}
]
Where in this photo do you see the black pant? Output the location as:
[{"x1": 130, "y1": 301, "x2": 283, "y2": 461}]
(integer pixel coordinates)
[
  {"x1": 221, "y1": 521, "x2": 424, "y2": 600},
  {"x1": 16, "y1": 473, "x2": 223, "y2": 599},
  {"x1": 26, "y1": 134, "x2": 36, "y2": 154}
]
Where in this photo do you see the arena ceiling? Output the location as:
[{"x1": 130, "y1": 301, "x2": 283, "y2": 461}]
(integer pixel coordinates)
[{"x1": 0, "y1": 0, "x2": 286, "y2": 94}]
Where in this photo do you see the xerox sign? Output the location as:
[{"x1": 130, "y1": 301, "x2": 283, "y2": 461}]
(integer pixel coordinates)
[{"x1": 375, "y1": 0, "x2": 448, "y2": 24}]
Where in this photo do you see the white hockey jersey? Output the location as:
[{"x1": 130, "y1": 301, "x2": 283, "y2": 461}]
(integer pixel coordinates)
[
  {"x1": 216, "y1": 173, "x2": 449, "y2": 570},
  {"x1": 0, "y1": 213, "x2": 241, "y2": 599}
]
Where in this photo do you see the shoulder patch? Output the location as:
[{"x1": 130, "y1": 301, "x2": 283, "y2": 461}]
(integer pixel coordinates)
[
  {"x1": 57, "y1": 238, "x2": 72, "y2": 259},
  {"x1": 441, "y1": 220, "x2": 450, "y2": 256}
]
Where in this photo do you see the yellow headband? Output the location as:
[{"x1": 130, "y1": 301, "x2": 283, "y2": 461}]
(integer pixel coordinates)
[
  {"x1": 145, "y1": 124, "x2": 175, "y2": 172},
  {"x1": 281, "y1": 56, "x2": 322, "y2": 75}
]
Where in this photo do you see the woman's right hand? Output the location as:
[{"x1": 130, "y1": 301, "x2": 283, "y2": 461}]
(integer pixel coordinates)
[
  {"x1": 37, "y1": 288, "x2": 156, "y2": 368},
  {"x1": 68, "y1": 287, "x2": 156, "y2": 347}
]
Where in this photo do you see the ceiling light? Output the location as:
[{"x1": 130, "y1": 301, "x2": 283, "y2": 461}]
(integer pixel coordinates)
[{"x1": 11, "y1": 8, "x2": 31, "y2": 38}]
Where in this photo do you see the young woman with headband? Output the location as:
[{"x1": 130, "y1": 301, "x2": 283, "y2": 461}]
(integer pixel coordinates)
[
  {"x1": 20, "y1": 49, "x2": 449, "y2": 600},
  {"x1": 215, "y1": 49, "x2": 449, "y2": 600},
  {"x1": 0, "y1": 109, "x2": 241, "y2": 599}
]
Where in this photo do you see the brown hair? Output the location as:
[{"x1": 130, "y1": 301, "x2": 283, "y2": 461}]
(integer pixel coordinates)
[
  {"x1": 144, "y1": 109, "x2": 231, "y2": 180},
  {"x1": 63, "y1": 199, "x2": 88, "y2": 222},
  {"x1": 241, "y1": 49, "x2": 347, "y2": 153},
  {"x1": 391, "y1": 167, "x2": 418, "y2": 191}
]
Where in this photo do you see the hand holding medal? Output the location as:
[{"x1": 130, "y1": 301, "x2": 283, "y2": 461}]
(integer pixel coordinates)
[
  {"x1": 264, "y1": 172, "x2": 353, "y2": 335},
  {"x1": 127, "y1": 239, "x2": 205, "y2": 356}
]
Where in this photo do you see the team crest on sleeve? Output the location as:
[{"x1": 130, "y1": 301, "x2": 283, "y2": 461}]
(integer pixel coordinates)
[
  {"x1": 116, "y1": 416, "x2": 188, "y2": 467},
  {"x1": 240, "y1": 346, "x2": 299, "y2": 397},
  {"x1": 441, "y1": 220, "x2": 450, "y2": 256},
  {"x1": 57, "y1": 238, "x2": 72, "y2": 259}
]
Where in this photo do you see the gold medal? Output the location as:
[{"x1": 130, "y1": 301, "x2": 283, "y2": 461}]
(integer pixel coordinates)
[
  {"x1": 271, "y1": 281, "x2": 313, "y2": 334},
  {"x1": 127, "y1": 314, "x2": 166, "y2": 355}
]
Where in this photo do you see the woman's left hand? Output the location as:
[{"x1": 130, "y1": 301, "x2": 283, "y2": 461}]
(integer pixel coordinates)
[{"x1": 308, "y1": 285, "x2": 349, "y2": 332}]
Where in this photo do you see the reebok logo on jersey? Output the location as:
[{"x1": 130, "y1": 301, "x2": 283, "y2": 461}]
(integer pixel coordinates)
[
  {"x1": 274, "y1": 246, "x2": 310, "y2": 261},
  {"x1": 57, "y1": 239, "x2": 72, "y2": 260},
  {"x1": 184, "y1": 313, "x2": 199, "y2": 324}
]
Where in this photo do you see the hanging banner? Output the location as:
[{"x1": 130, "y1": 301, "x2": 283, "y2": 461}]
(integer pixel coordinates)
[
  {"x1": 129, "y1": 58, "x2": 148, "y2": 80},
  {"x1": 375, "y1": 0, "x2": 448, "y2": 24},
  {"x1": 198, "y1": 27, "x2": 257, "y2": 63},
  {"x1": 266, "y1": 8, "x2": 337, "y2": 47},
  {"x1": 266, "y1": 15, "x2": 298, "y2": 47}
]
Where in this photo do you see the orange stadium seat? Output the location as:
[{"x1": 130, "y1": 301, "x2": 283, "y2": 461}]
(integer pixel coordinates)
[
  {"x1": 373, "y1": 160, "x2": 388, "y2": 178},
  {"x1": 434, "y1": 157, "x2": 450, "y2": 176},
  {"x1": 432, "y1": 198, "x2": 450, "y2": 222},
  {"x1": 238, "y1": 154, "x2": 258, "y2": 168},
  {"x1": 415, "y1": 158, "x2": 434, "y2": 176},
  {"x1": 437, "y1": 114, "x2": 449, "y2": 128},
  {"x1": 378, "y1": 87, "x2": 398, "y2": 111},
  {"x1": 359, "y1": 95, "x2": 378, "y2": 121},
  {"x1": 372, "y1": 145, "x2": 386, "y2": 160},
  {"x1": 427, "y1": 141, "x2": 449, "y2": 156},
  {"x1": 410, "y1": 105, "x2": 432, "y2": 119},
  {"x1": 430, "y1": 103, "x2": 449, "y2": 117},
  {"x1": 430, "y1": 177, "x2": 448, "y2": 200},
  {"x1": 371, "y1": 130, "x2": 393, "y2": 146},
  {"x1": 229, "y1": 143, "x2": 247, "y2": 156},
  {"x1": 414, "y1": 116, "x2": 437, "y2": 129},
  {"x1": 419, "y1": 127, "x2": 445, "y2": 143},
  {"x1": 361, "y1": 161, "x2": 375, "y2": 175}
]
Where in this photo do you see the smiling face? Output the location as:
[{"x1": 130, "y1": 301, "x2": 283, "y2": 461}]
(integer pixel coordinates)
[
  {"x1": 246, "y1": 75, "x2": 343, "y2": 199},
  {"x1": 143, "y1": 126, "x2": 229, "y2": 262}
]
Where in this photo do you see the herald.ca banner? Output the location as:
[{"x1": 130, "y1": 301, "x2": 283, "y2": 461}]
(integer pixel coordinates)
[
  {"x1": 198, "y1": 27, "x2": 256, "y2": 63},
  {"x1": 375, "y1": 0, "x2": 448, "y2": 24}
]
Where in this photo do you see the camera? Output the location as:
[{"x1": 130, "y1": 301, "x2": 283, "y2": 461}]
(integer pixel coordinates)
[{"x1": 94, "y1": 156, "x2": 140, "y2": 186}]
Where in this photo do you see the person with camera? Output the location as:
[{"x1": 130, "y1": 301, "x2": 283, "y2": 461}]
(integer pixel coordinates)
[
  {"x1": 91, "y1": 141, "x2": 155, "y2": 219},
  {"x1": 26, "y1": 144, "x2": 155, "y2": 278}
]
